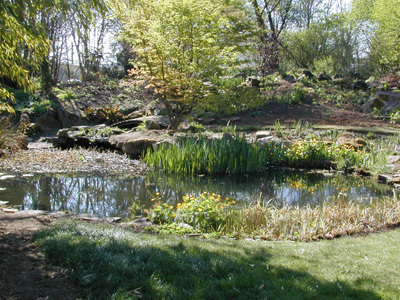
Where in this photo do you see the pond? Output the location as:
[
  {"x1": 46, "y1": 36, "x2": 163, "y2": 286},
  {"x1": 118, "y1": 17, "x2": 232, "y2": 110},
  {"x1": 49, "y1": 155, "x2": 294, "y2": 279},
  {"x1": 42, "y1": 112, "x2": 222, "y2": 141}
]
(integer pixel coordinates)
[{"x1": 0, "y1": 170, "x2": 393, "y2": 218}]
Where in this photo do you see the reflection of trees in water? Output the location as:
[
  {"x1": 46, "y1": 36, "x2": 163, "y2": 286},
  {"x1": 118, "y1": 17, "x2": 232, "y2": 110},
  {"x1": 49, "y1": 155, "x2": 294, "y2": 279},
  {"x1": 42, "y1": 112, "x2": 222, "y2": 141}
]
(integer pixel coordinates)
[{"x1": 4, "y1": 170, "x2": 392, "y2": 217}]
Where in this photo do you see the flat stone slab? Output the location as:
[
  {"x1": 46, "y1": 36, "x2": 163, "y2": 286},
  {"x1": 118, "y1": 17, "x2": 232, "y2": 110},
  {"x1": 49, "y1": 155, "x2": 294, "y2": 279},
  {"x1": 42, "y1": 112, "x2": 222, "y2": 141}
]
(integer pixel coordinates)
[{"x1": 109, "y1": 130, "x2": 173, "y2": 155}]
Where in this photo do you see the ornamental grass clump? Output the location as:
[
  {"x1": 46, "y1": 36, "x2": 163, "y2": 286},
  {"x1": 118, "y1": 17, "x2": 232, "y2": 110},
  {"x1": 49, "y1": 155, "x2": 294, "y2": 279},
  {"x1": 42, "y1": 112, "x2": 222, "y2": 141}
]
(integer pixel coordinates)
[
  {"x1": 222, "y1": 194, "x2": 400, "y2": 241},
  {"x1": 148, "y1": 191, "x2": 400, "y2": 241},
  {"x1": 144, "y1": 135, "x2": 266, "y2": 174}
]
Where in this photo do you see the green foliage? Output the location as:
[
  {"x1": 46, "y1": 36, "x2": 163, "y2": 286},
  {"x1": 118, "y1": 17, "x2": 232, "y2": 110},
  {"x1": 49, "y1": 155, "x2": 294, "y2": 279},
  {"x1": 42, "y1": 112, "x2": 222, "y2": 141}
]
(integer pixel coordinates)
[
  {"x1": 0, "y1": 0, "x2": 49, "y2": 103},
  {"x1": 56, "y1": 88, "x2": 77, "y2": 101},
  {"x1": 201, "y1": 81, "x2": 265, "y2": 116},
  {"x1": 85, "y1": 106, "x2": 124, "y2": 124},
  {"x1": 188, "y1": 122, "x2": 205, "y2": 133},
  {"x1": 27, "y1": 99, "x2": 53, "y2": 117},
  {"x1": 277, "y1": 87, "x2": 308, "y2": 107},
  {"x1": 110, "y1": 0, "x2": 256, "y2": 128},
  {"x1": 144, "y1": 135, "x2": 266, "y2": 174},
  {"x1": 390, "y1": 109, "x2": 400, "y2": 124},
  {"x1": 282, "y1": 13, "x2": 360, "y2": 75},
  {"x1": 149, "y1": 192, "x2": 234, "y2": 232},
  {"x1": 263, "y1": 139, "x2": 367, "y2": 171}
]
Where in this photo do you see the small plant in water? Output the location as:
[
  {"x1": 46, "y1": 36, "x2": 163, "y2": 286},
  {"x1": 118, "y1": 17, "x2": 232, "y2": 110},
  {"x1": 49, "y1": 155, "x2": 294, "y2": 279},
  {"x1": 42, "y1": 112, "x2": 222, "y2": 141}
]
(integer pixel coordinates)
[{"x1": 149, "y1": 192, "x2": 235, "y2": 233}]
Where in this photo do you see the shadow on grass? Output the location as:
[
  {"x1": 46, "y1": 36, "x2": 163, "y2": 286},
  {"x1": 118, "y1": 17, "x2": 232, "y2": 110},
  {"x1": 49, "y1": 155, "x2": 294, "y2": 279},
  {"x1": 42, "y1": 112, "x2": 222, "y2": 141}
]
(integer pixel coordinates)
[{"x1": 35, "y1": 221, "x2": 380, "y2": 300}]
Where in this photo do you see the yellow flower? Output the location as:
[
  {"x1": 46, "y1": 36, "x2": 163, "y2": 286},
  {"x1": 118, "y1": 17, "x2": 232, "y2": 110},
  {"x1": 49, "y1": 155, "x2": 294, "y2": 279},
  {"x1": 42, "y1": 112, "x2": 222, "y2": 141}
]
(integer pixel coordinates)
[
  {"x1": 225, "y1": 197, "x2": 230, "y2": 201},
  {"x1": 150, "y1": 198, "x2": 156, "y2": 202},
  {"x1": 155, "y1": 192, "x2": 161, "y2": 196},
  {"x1": 173, "y1": 214, "x2": 177, "y2": 218},
  {"x1": 169, "y1": 205, "x2": 174, "y2": 210},
  {"x1": 198, "y1": 208, "x2": 202, "y2": 211}
]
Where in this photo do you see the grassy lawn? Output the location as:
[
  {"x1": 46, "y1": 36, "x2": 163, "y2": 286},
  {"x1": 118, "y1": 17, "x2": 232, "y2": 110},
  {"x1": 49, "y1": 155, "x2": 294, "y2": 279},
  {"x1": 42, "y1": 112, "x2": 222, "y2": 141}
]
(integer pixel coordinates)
[{"x1": 35, "y1": 220, "x2": 400, "y2": 300}]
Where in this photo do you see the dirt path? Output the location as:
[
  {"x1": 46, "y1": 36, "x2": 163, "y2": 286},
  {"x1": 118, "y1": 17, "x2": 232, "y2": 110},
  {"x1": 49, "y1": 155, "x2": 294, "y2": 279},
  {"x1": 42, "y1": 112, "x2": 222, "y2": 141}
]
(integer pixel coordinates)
[{"x1": 0, "y1": 210, "x2": 81, "y2": 300}]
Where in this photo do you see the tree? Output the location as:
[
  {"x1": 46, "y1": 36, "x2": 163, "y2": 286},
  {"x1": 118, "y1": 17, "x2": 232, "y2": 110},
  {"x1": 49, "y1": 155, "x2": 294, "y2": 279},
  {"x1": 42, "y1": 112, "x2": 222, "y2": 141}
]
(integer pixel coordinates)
[
  {"x1": 251, "y1": 0, "x2": 294, "y2": 75},
  {"x1": 282, "y1": 12, "x2": 362, "y2": 74},
  {"x1": 0, "y1": 0, "x2": 49, "y2": 110},
  {"x1": 39, "y1": 0, "x2": 109, "y2": 92},
  {"x1": 109, "y1": 0, "x2": 255, "y2": 129}
]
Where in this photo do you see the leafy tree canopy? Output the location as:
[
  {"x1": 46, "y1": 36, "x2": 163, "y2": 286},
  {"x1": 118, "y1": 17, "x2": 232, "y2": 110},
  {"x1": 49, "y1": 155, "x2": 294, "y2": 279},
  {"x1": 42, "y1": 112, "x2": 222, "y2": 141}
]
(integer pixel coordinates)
[
  {"x1": 352, "y1": 0, "x2": 400, "y2": 71},
  {"x1": 109, "y1": 0, "x2": 256, "y2": 128}
]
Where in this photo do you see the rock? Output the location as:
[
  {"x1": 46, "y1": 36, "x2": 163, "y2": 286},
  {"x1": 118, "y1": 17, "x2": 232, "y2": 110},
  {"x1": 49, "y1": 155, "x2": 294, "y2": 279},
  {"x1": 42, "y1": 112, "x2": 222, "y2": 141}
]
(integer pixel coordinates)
[
  {"x1": 247, "y1": 77, "x2": 260, "y2": 88},
  {"x1": 53, "y1": 125, "x2": 123, "y2": 149},
  {"x1": 257, "y1": 136, "x2": 281, "y2": 147},
  {"x1": 318, "y1": 74, "x2": 332, "y2": 81},
  {"x1": 57, "y1": 99, "x2": 87, "y2": 128},
  {"x1": 255, "y1": 131, "x2": 272, "y2": 140},
  {"x1": 122, "y1": 138, "x2": 157, "y2": 155},
  {"x1": 109, "y1": 130, "x2": 172, "y2": 156},
  {"x1": 387, "y1": 155, "x2": 400, "y2": 165},
  {"x1": 353, "y1": 80, "x2": 369, "y2": 91},
  {"x1": 222, "y1": 132, "x2": 233, "y2": 140},
  {"x1": 177, "y1": 122, "x2": 191, "y2": 132},
  {"x1": 302, "y1": 70, "x2": 314, "y2": 79},
  {"x1": 362, "y1": 91, "x2": 400, "y2": 114},
  {"x1": 378, "y1": 174, "x2": 393, "y2": 184},
  {"x1": 282, "y1": 75, "x2": 295, "y2": 83},
  {"x1": 34, "y1": 114, "x2": 62, "y2": 133},
  {"x1": 112, "y1": 115, "x2": 170, "y2": 129},
  {"x1": 366, "y1": 80, "x2": 385, "y2": 90},
  {"x1": 337, "y1": 134, "x2": 367, "y2": 150}
]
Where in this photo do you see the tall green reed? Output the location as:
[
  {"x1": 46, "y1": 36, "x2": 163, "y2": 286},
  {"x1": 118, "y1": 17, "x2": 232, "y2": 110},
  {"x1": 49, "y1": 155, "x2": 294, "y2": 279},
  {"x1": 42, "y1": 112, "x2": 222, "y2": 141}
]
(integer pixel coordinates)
[{"x1": 144, "y1": 135, "x2": 266, "y2": 174}]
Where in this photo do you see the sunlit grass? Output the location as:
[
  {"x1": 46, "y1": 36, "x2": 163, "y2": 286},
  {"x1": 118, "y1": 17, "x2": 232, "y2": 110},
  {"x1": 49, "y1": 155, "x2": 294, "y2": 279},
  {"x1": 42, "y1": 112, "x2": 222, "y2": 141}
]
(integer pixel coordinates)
[{"x1": 35, "y1": 220, "x2": 400, "y2": 299}]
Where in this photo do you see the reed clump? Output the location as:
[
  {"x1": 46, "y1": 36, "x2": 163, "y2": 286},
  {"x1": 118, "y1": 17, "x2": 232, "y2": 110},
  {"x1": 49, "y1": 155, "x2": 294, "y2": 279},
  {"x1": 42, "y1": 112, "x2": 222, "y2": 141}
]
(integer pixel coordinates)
[{"x1": 144, "y1": 135, "x2": 266, "y2": 174}]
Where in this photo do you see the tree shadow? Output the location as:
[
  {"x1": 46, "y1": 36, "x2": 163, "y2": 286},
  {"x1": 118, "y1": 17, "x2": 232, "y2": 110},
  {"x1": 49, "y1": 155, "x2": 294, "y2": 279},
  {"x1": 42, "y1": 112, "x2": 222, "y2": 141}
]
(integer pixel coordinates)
[{"x1": 35, "y1": 222, "x2": 381, "y2": 300}]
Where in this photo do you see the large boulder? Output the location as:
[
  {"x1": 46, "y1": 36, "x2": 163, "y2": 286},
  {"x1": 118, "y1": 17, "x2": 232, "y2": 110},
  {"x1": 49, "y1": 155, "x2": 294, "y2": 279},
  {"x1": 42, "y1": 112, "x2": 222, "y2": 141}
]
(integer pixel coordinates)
[
  {"x1": 53, "y1": 125, "x2": 123, "y2": 149},
  {"x1": 34, "y1": 113, "x2": 62, "y2": 133},
  {"x1": 109, "y1": 130, "x2": 172, "y2": 156},
  {"x1": 337, "y1": 134, "x2": 367, "y2": 150},
  {"x1": 57, "y1": 99, "x2": 87, "y2": 128},
  {"x1": 362, "y1": 91, "x2": 400, "y2": 114}
]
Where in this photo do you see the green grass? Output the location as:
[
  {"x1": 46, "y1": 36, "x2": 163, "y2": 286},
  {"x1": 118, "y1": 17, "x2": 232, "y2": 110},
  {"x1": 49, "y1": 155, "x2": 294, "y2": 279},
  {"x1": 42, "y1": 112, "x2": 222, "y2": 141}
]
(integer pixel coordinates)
[{"x1": 35, "y1": 220, "x2": 400, "y2": 300}]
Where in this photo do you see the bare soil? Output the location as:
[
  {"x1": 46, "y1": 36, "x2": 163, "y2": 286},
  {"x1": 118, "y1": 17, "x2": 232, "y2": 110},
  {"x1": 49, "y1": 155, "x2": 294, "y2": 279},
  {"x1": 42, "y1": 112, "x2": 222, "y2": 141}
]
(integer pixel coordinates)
[{"x1": 0, "y1": 210, "x2": 81, "y2": 300}]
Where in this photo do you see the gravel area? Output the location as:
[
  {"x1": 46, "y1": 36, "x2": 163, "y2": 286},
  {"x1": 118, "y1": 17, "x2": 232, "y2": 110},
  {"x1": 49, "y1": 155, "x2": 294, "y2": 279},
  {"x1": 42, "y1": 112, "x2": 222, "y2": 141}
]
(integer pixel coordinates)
[{"x1": 0, "y1": 147, "x2": 147, "y2": 175}]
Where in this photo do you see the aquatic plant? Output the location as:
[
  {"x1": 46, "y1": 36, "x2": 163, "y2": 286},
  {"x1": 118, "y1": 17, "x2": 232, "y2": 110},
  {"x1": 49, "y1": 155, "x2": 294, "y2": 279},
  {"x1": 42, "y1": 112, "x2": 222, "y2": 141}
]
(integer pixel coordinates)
[
  {"x1": 144, "y1": 135, "x2": 266, "y2": 174},
  {"x1": 147, "y1": 191, "x2": 400, "y2": 242},
  {"x1": 150, "y1": 192, "x2": 234, "y2": 232},
  {"x1": 263, "y1": 139, "x2": 367, "y2": 171}
]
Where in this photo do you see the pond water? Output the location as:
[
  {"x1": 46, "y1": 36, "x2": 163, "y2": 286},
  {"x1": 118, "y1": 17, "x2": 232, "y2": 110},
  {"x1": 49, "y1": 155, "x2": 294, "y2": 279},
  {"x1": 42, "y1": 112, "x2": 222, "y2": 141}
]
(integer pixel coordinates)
[{"x1": 0, "y1": 170, "x2": 393, "y2": 218}]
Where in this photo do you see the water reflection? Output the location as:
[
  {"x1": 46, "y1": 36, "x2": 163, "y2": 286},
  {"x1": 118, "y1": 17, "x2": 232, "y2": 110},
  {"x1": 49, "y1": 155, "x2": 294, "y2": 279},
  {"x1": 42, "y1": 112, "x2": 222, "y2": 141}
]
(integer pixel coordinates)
[{"x1": 0, "y1": 170, "x2": 392, "y2": 218}]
